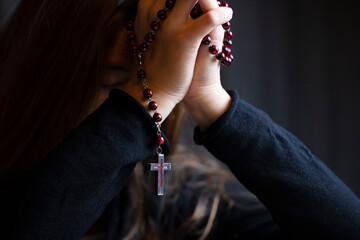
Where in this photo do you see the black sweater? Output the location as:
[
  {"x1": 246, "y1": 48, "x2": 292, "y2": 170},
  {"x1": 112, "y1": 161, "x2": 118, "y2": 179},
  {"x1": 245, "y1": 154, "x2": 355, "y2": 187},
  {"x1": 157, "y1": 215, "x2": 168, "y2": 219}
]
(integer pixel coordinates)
[{"x1": 1, "y1": 89, "x2": 359, "y2": 239}]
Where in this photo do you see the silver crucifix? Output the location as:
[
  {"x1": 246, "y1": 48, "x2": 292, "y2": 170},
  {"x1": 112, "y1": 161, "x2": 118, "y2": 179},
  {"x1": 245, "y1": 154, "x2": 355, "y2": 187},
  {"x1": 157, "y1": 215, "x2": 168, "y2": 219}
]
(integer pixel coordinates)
[{"x1": 150, "y1": 154, "x2": 171, "y2": 196}]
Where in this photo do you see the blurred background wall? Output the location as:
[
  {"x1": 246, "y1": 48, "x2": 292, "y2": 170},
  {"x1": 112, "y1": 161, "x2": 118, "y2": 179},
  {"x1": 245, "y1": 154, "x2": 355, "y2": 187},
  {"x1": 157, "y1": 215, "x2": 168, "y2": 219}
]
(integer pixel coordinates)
[
  {"x1": 0, "y1": 0, "x2": 20, "y2": 32},
  {"x1": 1, "y1": 0, "x2": 359, "y2": 196},
  {"x1": 183, "y1": 0, "x2": 360, "y2": 197}
]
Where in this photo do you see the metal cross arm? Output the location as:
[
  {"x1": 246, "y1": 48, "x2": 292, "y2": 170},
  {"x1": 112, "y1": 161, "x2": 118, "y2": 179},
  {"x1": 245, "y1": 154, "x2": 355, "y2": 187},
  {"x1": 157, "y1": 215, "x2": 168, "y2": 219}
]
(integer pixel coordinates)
[{"x1": 150, "y1": 153, "x2": 171, "y2": 196}]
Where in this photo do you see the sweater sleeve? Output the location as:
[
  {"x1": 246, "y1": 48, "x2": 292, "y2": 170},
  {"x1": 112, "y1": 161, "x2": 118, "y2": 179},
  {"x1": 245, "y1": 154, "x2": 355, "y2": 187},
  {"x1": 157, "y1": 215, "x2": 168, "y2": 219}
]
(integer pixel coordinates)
[
  {"x1": 1, "y1": 88, "x2": 171, "y2": 240},
  {"x1": 193, "y1": 90, "x2": 360, "y2": 240}
]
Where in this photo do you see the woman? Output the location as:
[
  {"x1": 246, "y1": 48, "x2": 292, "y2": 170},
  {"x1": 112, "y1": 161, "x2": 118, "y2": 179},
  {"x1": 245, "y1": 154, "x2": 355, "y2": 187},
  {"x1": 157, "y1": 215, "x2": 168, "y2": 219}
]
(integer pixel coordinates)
[{"x1": 0, "y1": 0, "x2": 359, "y2": 239}]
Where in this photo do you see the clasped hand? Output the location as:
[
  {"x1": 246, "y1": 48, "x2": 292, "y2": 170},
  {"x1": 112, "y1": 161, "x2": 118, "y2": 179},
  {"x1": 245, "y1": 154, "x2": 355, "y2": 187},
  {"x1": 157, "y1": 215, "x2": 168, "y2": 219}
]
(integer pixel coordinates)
[{"x1": 122, "y1": 0, "x2": 233, "y2": 131}]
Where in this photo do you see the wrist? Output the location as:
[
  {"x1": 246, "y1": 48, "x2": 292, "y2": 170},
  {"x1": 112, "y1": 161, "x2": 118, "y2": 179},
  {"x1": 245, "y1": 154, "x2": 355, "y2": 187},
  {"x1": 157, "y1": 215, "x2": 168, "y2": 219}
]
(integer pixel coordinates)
[
  {"x1": 181, "y1": 87, "x2": 232, "y2": 132},
  {"x1": 122, "y1": 81, "x2": 177, "y2": 123}
]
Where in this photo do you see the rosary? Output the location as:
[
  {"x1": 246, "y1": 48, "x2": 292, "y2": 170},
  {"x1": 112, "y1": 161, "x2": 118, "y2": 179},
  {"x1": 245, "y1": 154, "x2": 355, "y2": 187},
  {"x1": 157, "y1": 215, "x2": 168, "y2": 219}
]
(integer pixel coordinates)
[{"x1": 125, "y1": 0, "x2": 233, "y2": 195}]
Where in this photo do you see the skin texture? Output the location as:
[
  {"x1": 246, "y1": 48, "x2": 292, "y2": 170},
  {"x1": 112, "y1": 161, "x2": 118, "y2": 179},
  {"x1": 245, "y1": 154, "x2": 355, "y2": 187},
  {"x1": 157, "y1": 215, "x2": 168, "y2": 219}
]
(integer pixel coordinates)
[{"x1": 99, "y1": 0, "x2": 233, "y2": 131}]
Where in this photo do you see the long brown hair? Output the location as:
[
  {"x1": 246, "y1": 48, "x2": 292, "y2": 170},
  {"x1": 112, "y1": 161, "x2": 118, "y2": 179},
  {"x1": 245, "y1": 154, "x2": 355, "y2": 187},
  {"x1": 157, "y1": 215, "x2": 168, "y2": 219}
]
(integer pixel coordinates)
[
  {"x1": 0, "y1": 1, "x2": 254, "y2": 239},
  {"x1": 1, "y1": 0, "x2": 110, "y2": 180}
]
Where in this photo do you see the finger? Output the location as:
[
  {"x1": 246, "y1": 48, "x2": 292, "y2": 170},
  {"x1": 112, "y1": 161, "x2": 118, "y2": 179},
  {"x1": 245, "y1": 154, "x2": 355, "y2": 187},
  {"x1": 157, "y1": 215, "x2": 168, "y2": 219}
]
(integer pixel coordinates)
[
  {"x1": 149, "y1": 0, "x2": 169, "y2": 23},
  {"x1": 148, "y1": 0, "x2": 164, "y2": 22},
  {"x1": 198, "y1": 25, "x2": 224, "y2": 57},
  {"x1": 188, "y1": 7, "x2": 233, "y2": 41},
  {"x1": 198, "y1": 0, "x2": 225, "y2": 52},
  {"x1": 169, "y1": 0, "x2": 198, "y2": 24},
  {"x1": 136, "y1": 0, "x2": 157, "y2": 14},
  {"x1": 134, "y1": 0, "x2": 157, "y2": 44},
  {"x1": 198, "y1": 0, "x2": 219, "y2": 12}
]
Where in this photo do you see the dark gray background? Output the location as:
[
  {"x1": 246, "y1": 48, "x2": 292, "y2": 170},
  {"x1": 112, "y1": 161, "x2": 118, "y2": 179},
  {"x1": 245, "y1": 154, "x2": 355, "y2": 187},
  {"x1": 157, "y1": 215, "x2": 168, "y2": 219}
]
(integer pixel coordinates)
[
  {"x1": 1, "y1": 0, "x2": 359, "y2": 196},
  {"x1": 183, "y1": 0, "x2": 360, "y2": 197}
]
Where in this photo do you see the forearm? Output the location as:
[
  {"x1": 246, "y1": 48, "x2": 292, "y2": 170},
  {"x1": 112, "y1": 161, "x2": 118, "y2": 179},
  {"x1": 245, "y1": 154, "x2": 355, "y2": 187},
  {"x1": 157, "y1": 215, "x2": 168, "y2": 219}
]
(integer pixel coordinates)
[
  {"x1": 194, "y1": 90, "x2": 360, "y2": 239},
  {"x1": 3, "y1": 89, "x2": 171, "y2": 239}
]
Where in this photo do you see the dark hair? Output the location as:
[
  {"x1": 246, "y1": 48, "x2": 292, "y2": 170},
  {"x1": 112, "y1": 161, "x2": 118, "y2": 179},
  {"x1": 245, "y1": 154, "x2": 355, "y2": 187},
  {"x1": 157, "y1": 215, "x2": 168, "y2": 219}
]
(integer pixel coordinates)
[{"x1": 0, "y1": 1, "x2": 249, "y2": 239}]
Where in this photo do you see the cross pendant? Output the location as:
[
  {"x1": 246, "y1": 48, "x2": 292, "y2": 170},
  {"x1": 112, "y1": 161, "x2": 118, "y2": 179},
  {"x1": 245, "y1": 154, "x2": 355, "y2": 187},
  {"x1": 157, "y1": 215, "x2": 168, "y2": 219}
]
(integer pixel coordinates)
[{"x1": 150, "y1": 154, "x2": 171, "y2": 196}]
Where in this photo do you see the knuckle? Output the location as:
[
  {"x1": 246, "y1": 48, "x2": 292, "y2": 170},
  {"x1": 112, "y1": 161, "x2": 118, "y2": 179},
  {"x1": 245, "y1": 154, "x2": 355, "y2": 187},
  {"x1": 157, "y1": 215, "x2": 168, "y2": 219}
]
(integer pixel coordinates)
[{"x1": 205, "y1": 12, "x2": 220, "y2": 27}]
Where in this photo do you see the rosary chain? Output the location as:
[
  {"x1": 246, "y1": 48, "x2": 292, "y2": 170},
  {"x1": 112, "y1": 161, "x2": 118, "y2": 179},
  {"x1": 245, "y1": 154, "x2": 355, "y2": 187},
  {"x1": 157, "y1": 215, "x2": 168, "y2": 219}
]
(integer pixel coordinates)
[{"x1": 125, "y1": 0, "x2": 234, "y2": 154}]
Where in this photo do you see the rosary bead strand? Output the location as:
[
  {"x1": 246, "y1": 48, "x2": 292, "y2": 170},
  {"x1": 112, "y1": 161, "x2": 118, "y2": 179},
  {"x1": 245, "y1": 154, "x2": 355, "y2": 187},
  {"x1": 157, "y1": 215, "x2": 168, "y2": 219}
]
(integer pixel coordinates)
[
  {"x1": 124, "y1": 0, "x2": 233, "y2": 195},
  {"x1": 125, "y1": 0, "x2": 177, "y2": 196},
  {"x1": 195, "y1": 1, "x2": 234, "y2": 66}
]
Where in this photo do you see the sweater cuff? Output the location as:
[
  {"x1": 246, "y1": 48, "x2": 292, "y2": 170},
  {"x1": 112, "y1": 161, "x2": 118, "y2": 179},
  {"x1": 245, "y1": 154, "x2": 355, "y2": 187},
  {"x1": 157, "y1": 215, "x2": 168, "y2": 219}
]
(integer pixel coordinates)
[
  {"x1": 193, "y1": 90, "x2": 239, "y2": 145},
  {"x1": 108, "y1": 88, "x2": 171, "y2": 156}
]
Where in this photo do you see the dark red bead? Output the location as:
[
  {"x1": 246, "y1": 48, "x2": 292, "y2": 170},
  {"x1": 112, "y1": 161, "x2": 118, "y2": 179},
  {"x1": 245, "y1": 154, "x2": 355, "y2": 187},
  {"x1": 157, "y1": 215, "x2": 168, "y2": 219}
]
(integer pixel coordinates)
[
  {"x1": 226, "y1": 57, "x2": 232, "y2": 66},
  {"x1": 153, "y1": 113, "x2": 162, "y2": 122},
  {"x1": 220, "y1": 1, "x2": 229, "y2": 7},
  {"x1": 218, "y1": 1, "x2": 221, "y2": 6},
  {"x1": 150, "y1": 21, "x2": 160, "y2": 31},
  {"x1": 127, "y1": 33, "x2": 136, "y2": 42},
  {"x1": 224, "y1": 39, "x2": 232, "y2": 47},
  {"x1": 125, "y1": 21, "x2": 135, "y2": 31},
  {"x1": 224, "y1": 30, "x2": 233, "y2": 40},
  {"x1": 137, "y1": 69, "x2": 146, "y2": 79},
  {"x1": 165, "y1": 0, "x2": 176, "y2": 9},
  {"x1": 209, "y1": 45, "x2": 219, "y2": 55},
  {"x1": 195, "y1": 7, "x2": 203, "y2": 14},
  {"x1": 190, "y1": 8, "x2": 201, "y2": 19},
  {"x1": 228, "y1": 53, "x2": 234, "y2": 61},
  {"x1": 149, "y1": 101, "x2": 158, "y2": 110},
  {"x1": 156, "y1": 136, "x2": 165, "y2": 145},
  {"x1": 191, "y1": 3, "x2": 203, "y2": 19},
  {"x1": 222, "y1": 22, "x2": 231, "y2": 30},
  {"x1": 223, "y1": 46, "x2": 231, "y2": 55},
  {"x1": 145, "y1": 32, "x2": 154, "y2": 42},
  {"x1": 157, "y1": 10, "x2": 167, "y2": 20},
  {"x1": 143, "y1": 89, "x2": 153, "y2": 99},
  {"x1": 202, "y1": 35, "x2": 212, "y2": 45},
  {"x1": 130, "y1": 45, "x2": 138, "y2": 54},
  {"x1": 216, "y1": 52, "x2": 226, "y2": 61},
  {"x1": 222, "y1": 57, "x2": 232, "y2": 66},
  {"x1": 194, "y1": 2, "x2": 201, "y2": 10},
  {"x1": 140, "y1": 42, "x2": 148, "y2": 52}
]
